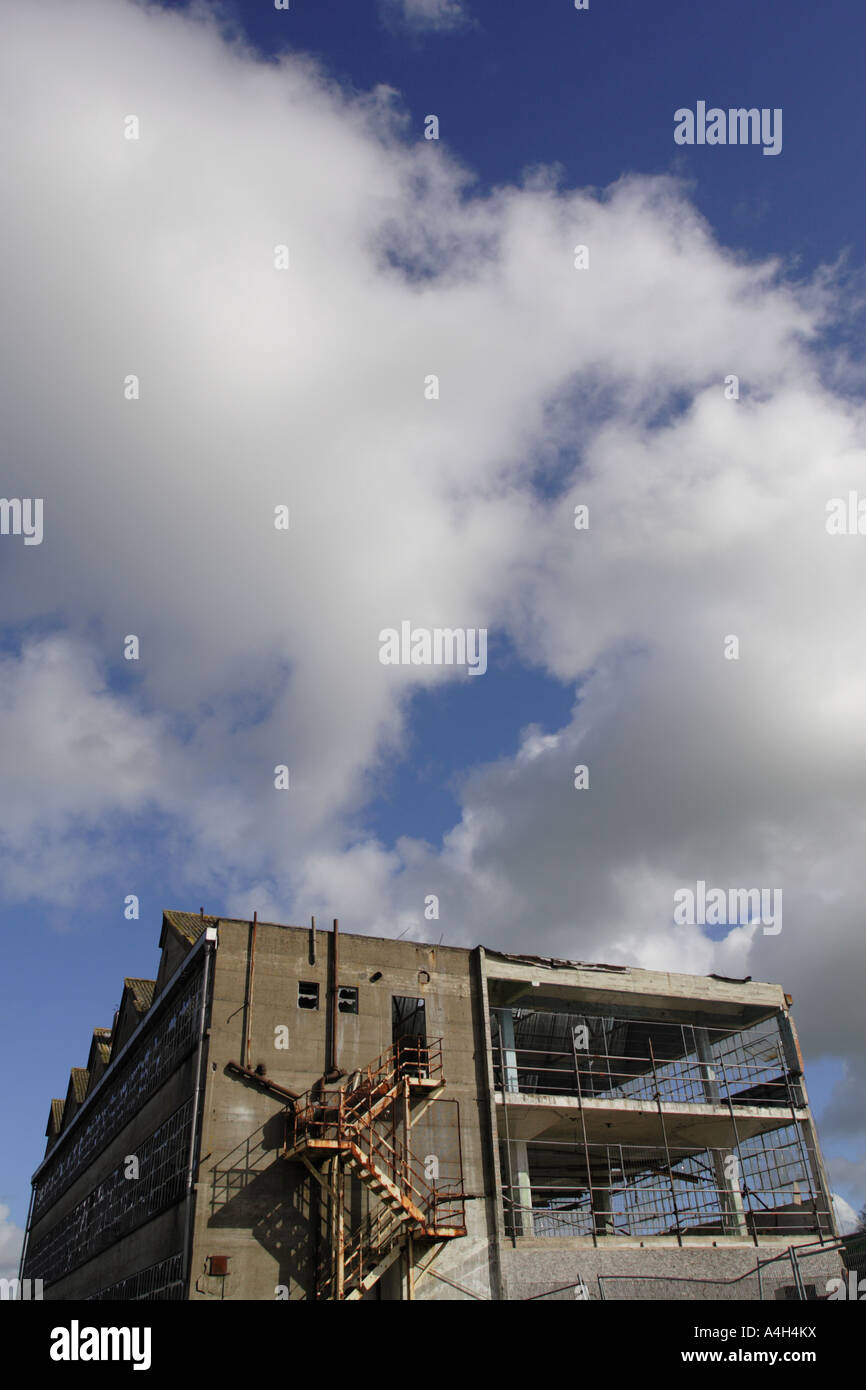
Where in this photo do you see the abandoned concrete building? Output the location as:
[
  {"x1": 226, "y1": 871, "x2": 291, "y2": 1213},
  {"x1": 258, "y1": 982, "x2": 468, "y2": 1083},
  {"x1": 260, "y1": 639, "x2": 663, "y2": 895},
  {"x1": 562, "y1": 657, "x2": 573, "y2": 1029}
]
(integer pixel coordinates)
[{"x1": 21, "y1": 910, "x2": 842, "y2": 1300}]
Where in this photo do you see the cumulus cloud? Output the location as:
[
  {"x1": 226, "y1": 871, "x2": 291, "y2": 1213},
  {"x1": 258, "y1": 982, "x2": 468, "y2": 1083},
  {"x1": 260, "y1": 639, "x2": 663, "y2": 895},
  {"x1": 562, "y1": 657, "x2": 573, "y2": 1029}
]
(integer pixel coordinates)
[
  {"x1": 380, "y1": 0, "x2": 470, "y2": 34},
  {"x1": 0, "y1": 0, "x2": 864, "y2": 1162},
  {"x1": 820, "y1": 1061, "x2": 866, "y2": 1140},
  {"x1": 0, "y1": 1206, "x2": 24, "y2": 1282},
  {"x1": 831, "y1": 1193, "x2": 861, "y2": 1236},
  {"x1": 826, "y1": 1155, "x2": 866, "y2": 1224}
]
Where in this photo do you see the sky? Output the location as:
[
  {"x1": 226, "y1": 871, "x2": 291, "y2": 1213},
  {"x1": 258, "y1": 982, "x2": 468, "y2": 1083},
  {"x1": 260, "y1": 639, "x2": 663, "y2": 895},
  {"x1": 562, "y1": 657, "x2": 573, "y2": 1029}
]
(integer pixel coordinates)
[{"x1": 2, "y1": 0, "x2": 866, "y2": 1273}]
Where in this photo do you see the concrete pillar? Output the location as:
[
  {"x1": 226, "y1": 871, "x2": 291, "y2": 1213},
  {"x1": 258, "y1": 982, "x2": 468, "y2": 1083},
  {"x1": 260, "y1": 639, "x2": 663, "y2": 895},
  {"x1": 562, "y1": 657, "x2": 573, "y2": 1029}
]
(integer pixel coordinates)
[
  {"x1": 695, "y1": 1029, "x2": 748, "y2": 1236},
  {"x1": 513, "y1": 1140, "x2": 534, "y2": 1237},
  {"x1": 593, "y1": 1176, "x2": 615, "y2": 1237},
  {"x1": 498, "y1": 1009, "x2": 520, "y2": 1094},
  {"x1": 778, "y1": 1010, "x2": 837, "y2": 1237},
  {"x1": 777, "y1": 1010, "x2": 806, "y2": 1109}
]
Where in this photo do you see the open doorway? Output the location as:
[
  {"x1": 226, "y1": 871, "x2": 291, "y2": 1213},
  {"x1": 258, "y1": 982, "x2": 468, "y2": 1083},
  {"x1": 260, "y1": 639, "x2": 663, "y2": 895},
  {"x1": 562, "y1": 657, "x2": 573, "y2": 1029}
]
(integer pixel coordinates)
[{"x1": 392, "y1": 996, "x2": 427, "y2": 1077}]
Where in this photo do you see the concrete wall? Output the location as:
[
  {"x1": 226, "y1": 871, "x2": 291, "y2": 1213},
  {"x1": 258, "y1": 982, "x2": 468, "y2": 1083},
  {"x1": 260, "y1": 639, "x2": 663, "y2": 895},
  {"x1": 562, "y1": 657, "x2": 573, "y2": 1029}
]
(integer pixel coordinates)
[
  {"x1": 25, "y1": 915, "x2": 838, "y2": 1303},
  {"x1": 500, "y1": 1239, "x2": 846, "y2": 1301},
  {"x1": 188, "y1": 919, "x2": 499, "y2": 1300}
]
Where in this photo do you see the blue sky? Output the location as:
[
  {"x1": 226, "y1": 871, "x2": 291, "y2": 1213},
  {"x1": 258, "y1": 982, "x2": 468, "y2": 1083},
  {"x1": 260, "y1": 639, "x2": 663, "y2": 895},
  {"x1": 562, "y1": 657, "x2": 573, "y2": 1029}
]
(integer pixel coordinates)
[
  {"x1": 194, "y1": 0, "x2": 865, "y2": 269},
  {"x1": 2, "y1": 0, "x2": 866, "y2": 1265}
]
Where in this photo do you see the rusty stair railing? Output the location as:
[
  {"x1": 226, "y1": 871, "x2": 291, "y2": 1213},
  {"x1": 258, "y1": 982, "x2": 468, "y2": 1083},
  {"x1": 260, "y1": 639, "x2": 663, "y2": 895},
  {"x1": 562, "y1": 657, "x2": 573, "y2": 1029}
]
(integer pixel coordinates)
[{"x1": 282, "y1": 1037, "x2": 466, "y2": 1298}]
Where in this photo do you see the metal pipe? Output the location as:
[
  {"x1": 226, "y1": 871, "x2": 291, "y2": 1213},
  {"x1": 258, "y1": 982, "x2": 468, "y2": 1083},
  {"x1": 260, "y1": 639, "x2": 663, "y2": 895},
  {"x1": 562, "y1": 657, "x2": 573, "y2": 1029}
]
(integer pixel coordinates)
[
  {"x1": 324, "y1": 918, "x2": 343, "y2": 1081},
  {"x1": 17, "y1": 1181, "x2": 36, "y2": 1286},
  {"x1": 225, "y1": 1059, "x2": 299, "y2": 1102},
  {"x1": 182, "y1": 929, "x2": 215, "y2": 1295},
  {"x1": 310, "y1": 915, "x2": 316, "y2": 966},
  {"x1": 244, "y1": 912, "x2": 257, "y2": 1070}
]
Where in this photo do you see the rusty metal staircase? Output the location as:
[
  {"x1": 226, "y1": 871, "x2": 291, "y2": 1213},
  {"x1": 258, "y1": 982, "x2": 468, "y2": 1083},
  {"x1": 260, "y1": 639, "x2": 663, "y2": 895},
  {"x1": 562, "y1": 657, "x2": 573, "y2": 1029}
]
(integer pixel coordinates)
[{"x1": 281, "y1": 1038, "x2": 466, "y2": 1299}]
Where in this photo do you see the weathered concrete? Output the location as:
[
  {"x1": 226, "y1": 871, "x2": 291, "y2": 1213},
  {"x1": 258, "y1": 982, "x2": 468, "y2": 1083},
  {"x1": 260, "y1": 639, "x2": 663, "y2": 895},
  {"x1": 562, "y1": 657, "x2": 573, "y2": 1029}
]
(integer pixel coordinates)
[
  {"x1": 188, "y1": 919, "x2": 499, "y2": 1301},
  {"x1": 24, "y1": 913, "x2": 836, "y2": 1302},
  {"x1": 500, "y1": 1239, "x2": 845, "y2": 1301}
]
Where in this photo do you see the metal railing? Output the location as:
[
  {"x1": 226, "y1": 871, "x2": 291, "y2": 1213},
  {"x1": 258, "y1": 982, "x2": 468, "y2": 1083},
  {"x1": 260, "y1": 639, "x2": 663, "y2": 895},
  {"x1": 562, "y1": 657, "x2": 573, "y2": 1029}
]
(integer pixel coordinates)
[
  {"x1": 318, "y1": 1203, "x2": 407, "y2": 1299},
  {"x1": 491, "y1": 1007, "x2": 802, "y2": 1109},
  {"x1": 500, "y1": 1133, "x2": 832, "y2": 1242},
  {"x1": 597, "y1": 1239, "x2": 847, "y2": 1300},
  {"x1": 493, "y1": 1043, "x2": 793, "y2": 1108},
  {"x1": 286, "y1": 1037, "x2": 465, "y2": 1235}
]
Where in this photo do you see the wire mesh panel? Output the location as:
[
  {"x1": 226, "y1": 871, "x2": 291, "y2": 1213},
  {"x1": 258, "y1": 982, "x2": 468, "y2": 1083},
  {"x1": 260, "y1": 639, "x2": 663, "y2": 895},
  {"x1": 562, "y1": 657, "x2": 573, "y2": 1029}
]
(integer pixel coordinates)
[
  {"x1": 33, "y1": 962, "x2": 206, "y2": 1221},
  {"x1": 89, "y1": 1253, "x2": 185, "y2": 1301},
  {"x1": 27, "y1": 1098, "x2": 194, "y2": 1287}
]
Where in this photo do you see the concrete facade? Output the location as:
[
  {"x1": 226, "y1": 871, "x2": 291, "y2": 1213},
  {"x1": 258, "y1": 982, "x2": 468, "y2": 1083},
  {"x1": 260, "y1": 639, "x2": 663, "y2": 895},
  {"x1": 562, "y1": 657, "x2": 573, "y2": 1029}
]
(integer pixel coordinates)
[{"x1": 22, "y1": 911, "x2": 842, "y2": 1301}]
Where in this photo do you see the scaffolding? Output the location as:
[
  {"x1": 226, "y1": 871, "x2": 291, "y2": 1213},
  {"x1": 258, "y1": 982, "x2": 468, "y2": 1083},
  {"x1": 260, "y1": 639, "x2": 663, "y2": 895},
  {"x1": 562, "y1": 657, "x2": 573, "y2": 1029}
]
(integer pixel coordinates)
[
  {"x1": 491, "y1": 1007, "x2": 793, "y2": 1106},
  {"x1": 492, "y1": 1005, "x2": 832, "y2": 1245},
  {"x1": 500, "y1": 1130, "x2": 829, "y2": 1241}
]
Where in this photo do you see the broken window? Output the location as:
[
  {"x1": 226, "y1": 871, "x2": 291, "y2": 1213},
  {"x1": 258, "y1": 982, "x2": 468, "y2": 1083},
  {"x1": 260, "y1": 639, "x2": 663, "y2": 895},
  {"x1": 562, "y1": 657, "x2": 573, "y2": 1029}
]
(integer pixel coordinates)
[
  {"x1": 338, "y1": 986, "x2": 358, "y2": 1014},
  {"x1": 297, "y1": 981, "x2": 319, "y2": 1010}
]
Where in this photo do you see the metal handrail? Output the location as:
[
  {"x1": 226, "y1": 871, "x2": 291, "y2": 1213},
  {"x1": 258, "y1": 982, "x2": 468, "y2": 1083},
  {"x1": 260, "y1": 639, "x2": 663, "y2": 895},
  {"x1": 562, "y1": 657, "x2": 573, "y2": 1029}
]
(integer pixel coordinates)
[
  {"x1": 287, "y1": 1037, "x2": 465, "y2": 1233},
  {"x1": 493, "y1": 1044, "x2": 793, "y2": 1106}
]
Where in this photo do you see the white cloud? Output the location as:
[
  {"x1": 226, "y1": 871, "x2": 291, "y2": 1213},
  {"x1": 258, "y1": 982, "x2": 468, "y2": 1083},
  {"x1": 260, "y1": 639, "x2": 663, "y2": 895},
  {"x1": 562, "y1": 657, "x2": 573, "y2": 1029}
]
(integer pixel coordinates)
[
  {"x1": 380, "y1": 0, "x2": 470, "y2": 33},
  {"x1": 821, "y1": 1061, "x2": 866, "y2": 1140},
  {"x1": 0, "y1": 0, "x2": 863, "y2": 1145},
  {"x1": 0, "y1": 1206, "x2": 24, "y2": 1282},
  {"x1": 831, "y1": 1193, "x2": 861, "y2": 1236},
  {"x1": 826, "y1": 1155, "x2": 866, "y2": 1230}
]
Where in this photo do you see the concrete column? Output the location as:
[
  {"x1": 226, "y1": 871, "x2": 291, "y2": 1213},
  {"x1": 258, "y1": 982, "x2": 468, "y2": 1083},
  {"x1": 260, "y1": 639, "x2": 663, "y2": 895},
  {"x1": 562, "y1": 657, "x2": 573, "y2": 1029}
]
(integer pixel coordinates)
[
  {"x1": 593, "y1": 1176, "x2": 615, "y2": 1237},
  {"x1": 498, "y1": 1009, "x2": 520, "y2": 1094},
  {"x1": 695, "y1": 1029, "x2": 748, "y2": 1237},
  {"x1": 513, "y1": 1140, "x2": 534, "y2": 1237},
  {"x1": 778, "y1": 1010, "x2": 837, "y2": 1237},
  {"x1": 472, "y1": 948, "x2": 508, "y2": 1300},
  {"x1": 777, "y1": 1009, "x2": 806, "y2": 1108}
]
